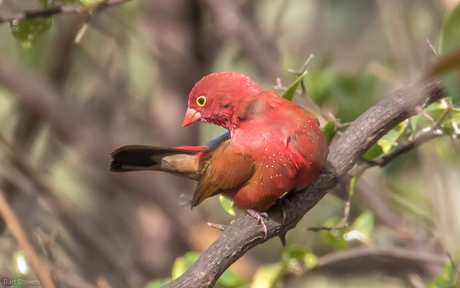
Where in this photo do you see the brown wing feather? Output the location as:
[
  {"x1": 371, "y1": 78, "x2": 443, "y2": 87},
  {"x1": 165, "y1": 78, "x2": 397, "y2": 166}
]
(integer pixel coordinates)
[{"x1": 191, "y1": 139, "x2": 255, "y2": 208}]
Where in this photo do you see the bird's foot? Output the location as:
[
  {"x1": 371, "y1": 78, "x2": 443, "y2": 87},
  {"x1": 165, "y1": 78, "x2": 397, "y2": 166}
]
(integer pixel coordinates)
[{"x1": 247, "y1": 209, "x2": 269, "y2": 238}]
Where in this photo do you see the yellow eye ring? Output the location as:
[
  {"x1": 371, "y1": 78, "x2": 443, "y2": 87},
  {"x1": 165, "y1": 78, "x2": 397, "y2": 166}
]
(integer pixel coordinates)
[{"x1": 196, "y1": 95, "x2": 206, "y2": 107}]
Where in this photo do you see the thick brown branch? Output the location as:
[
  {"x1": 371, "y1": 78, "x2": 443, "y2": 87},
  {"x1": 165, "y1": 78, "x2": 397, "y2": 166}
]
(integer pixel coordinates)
[{"x1": 163, "y1": 80, "x2": 444, "y2": 288}]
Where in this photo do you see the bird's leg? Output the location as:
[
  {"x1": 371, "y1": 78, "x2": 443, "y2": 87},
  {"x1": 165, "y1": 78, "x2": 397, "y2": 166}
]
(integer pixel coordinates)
[
  {"x1": 247, "y1": 209, "x2": 269, "y2": 238},
  {"x1": 275, "y1": 198, "x2": 287, "y2": 225},
  {"x1": 276, "y1": 188, "x2": 296, "y2": 225}
]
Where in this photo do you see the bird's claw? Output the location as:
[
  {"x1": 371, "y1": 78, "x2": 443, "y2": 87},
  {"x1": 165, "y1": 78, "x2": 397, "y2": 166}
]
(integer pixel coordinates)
[{"x1": 247, "y1": 209, "x2": 268, "y2": 238}]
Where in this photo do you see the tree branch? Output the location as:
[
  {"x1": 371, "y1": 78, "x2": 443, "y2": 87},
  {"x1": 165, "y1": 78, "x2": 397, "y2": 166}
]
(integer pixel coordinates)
[
  {"x1": 163, "y1": 79, "x2": 445, "y2": 287},
  {"x1": 0, "y1": 0, "x2": 130, "y2": 24}
]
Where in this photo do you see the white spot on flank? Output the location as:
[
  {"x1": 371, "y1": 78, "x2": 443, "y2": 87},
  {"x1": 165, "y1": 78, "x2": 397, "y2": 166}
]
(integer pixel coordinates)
[
  {"x1": 271, "y1": 165, "x2": 274, "y2": 168},
  {"x1": 266, "y1": 165, "x2": 269, "y2": 168}
]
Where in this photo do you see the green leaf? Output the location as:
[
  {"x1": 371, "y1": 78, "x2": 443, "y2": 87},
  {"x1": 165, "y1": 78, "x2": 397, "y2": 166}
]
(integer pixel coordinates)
[
  {"x1": 363, "y1": 120, "x2": 411, "y2": 160},
  {"x1": 281, "y1": 246, "x2": 308, "y2": 273},
  {"x1": 365, "y1": 120, "x2": 409, "y2": 158},
  {"x1": 362, "y1": 143, "x2": 383, "y2": 160},
  {"x1": 304, "y1": 252, "x2": 318, "y2": 269},
  {"x1": 439, "y1": 3, "x2": 460, "y2": 100},
  {"x1": 171, "y1": 252, "x2": 200, "y2": 280},
  {"x1": 219, "y1": 195, "x2": 236, "y2": 216},
  {"x1": 349, "y1": 171, "x2": 364, "y2": 197},
  {"x1": 144, "y1": 278, "x2": 171, "y2": 288},
  {"x1": 217, "y1": 269, "x2": 246, "y2": 287},
  {"x1": 428, "y1": 261, "x2": 457, "y2": 288},
  {"x1": 250, "y1": 262, "x2": 283, "y2": 288},
  {"x1": 282, "y1": 70, "x2": 308, "y2": 101},
  {"x1": 319, "y1": 218, "x2": 349, "y2": 250},
  {"x1": 10, "y1": 18, "x2": 52, "y2": 49},
  {"x1": 440, "y1": 3, "x2": 460, "y2": 54},
  {"x1": 305, "y1": 66, "x2": 337, "y2": 105},
  {"x1": 79, "y1": 0, "x2": 104, "y2": 5},
  {"x1": 382, "y1": 121, "x2": 408, "y2": 153},
  {"x1": 281, "y1": 246, "x2": 308, "y2": 263},
  {"x1": 321, "y1": 120, "x2": 336, "y2": 142},
  {"x1": 351, "y1": 210, "x2": 374, "y2": 238}
]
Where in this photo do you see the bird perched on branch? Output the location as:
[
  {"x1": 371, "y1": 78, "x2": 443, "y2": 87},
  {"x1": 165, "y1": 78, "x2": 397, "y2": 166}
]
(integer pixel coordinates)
[{"x1": 110, "y1": 72, "x2": 328, "y2": 237}]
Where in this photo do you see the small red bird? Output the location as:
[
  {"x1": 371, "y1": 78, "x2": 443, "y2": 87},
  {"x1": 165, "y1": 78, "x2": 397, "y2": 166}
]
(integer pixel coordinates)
[{"x1": 111, "y1": 72, "x2": 327, "y2": 235}]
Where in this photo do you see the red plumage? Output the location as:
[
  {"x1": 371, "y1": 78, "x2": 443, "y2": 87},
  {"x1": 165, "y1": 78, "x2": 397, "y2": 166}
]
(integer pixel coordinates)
[{"x1": 111, "y1": 72, "x2": 328, "y2": 212}]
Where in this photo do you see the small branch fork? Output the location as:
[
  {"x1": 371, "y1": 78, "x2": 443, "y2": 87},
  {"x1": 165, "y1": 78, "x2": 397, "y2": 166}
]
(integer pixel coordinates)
[
  {"x1": 352, "y1": 99, "x2": 457, "y2": 175},
  {"x1": 164, "y1": 80, "x2": 445, "y2": 287}
]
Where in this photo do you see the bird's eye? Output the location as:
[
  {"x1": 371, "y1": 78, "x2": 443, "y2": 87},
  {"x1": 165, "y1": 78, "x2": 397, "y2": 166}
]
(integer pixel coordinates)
[{"x1": 196, "y1": 95, "x2": 206, "y2": 107}]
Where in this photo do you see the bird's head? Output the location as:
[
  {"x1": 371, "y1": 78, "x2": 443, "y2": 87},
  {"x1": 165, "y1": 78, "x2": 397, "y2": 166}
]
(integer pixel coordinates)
[{"x1": 182, "y1": 72, "x2": 262, "y2": 129}]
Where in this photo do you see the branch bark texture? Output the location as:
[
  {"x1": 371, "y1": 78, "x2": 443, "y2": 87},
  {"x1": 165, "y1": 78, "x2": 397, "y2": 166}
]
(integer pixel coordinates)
[{"x1": 163, "y1": 80, "x2": 445, "y2": 288}]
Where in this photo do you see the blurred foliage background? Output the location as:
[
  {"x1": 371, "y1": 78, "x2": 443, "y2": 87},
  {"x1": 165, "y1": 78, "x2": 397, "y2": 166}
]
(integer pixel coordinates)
[{"x1": 0, "y1": 0, "x2": 459, "y2": 287}]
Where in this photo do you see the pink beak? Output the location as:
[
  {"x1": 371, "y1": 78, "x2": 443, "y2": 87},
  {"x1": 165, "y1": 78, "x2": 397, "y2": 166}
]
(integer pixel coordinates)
[{"x1": 182, "y1": 108, "x2": 201, "y2": 127}]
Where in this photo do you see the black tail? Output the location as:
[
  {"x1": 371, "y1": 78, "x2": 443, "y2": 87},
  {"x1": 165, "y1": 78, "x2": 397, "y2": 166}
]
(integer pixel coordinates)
[{"x1": 110, "y1": 145, "x2": 200, "y2": 178}]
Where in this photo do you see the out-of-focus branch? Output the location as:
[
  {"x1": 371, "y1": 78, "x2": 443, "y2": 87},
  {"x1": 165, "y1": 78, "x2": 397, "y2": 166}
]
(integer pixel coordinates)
[
  {"x1": 0, "y1": 132, "x2": 131, "y2": 284},
  {"x1": 0, "y1": 189, "x2": 55, "y2": 288},
  {"x1": 0, "y1": 0, "x2": 131, "y2": 24},
  {"x1": 163, "y1": 80, "x2": 445, "y2": 287},
  {"x1": 316, "y1": 247, "x2": 446, "y2": 268},
  {"x1": 307, "y1": 246, "x2": 447, "y2": 283},
  {"x1": 0, "y1": 53, "x2": 192, "y2": 229},
  {"x1": 0, "y1": 52, "x2": 196, "y2": 275}
]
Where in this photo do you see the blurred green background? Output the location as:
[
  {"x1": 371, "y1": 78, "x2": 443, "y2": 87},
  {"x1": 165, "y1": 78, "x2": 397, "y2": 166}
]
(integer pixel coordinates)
[{"x1": 0, "y1": 0, "x2": 459, "y2": 287}]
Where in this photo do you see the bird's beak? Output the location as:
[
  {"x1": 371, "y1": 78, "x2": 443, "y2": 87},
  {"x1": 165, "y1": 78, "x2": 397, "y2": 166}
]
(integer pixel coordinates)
[{"x1": 182, "y1": 107, "x2": 201, "y2": 127}]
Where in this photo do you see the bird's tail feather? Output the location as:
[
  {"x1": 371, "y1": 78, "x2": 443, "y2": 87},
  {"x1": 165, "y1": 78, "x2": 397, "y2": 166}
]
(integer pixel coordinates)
[{"x1": 110, "y1": 145, "x2": 202, "y2": 179}]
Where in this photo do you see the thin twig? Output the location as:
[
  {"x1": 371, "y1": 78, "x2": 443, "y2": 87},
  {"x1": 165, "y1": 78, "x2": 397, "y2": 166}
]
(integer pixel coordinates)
[
  {"x1": 207, "y1": 222, "x2": 226, "y2": 231},
  {"x1": 308, "y1": 226, "x2": 346, "y2": 232},
  {"x1": 353, "y1": 130, "x2": 443, "y2": 174},
  {"x1": 0, "y1": 0, "x2": 131, "y2": 24},
  {"x1": 426, "y1": 38, "x2": 440, "y2": 60}
]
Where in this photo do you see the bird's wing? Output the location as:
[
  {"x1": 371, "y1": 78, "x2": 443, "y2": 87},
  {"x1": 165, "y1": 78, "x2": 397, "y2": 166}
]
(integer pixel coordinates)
[{"x1": 191, "y1": 138, "x2": 255, "y2": 207}]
